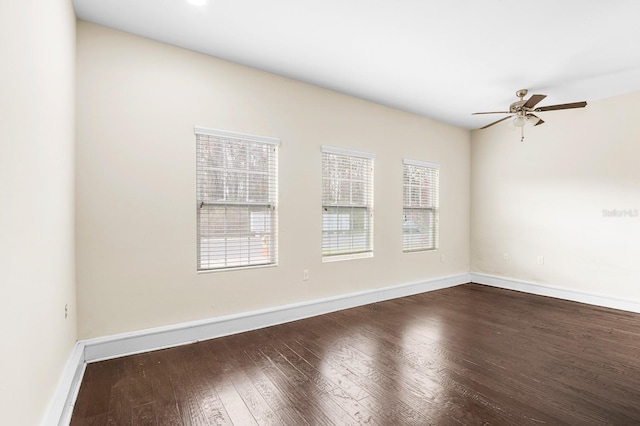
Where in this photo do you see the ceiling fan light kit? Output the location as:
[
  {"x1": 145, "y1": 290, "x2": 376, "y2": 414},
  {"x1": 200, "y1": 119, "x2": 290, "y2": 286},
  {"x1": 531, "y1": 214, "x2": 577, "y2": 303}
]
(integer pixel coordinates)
[
  {"x1": 513, "y1": 113, "x2": 527, "y2": 127},
  {"x1": 473, "y1": 89, "x2": 587, "y2": 142}
]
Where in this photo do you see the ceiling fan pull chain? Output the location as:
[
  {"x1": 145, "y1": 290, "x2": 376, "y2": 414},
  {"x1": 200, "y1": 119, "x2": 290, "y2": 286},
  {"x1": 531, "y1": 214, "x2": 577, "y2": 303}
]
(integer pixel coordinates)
[{"x1": 521, "y1": 126, "x2": 525, "y2": 142}]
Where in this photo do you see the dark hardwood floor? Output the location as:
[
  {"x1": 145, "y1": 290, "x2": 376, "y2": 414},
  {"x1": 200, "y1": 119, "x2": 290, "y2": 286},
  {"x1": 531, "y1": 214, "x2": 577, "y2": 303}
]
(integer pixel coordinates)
[{"x1": 70, "y1": 284, "x2": 640, "y2": 425}]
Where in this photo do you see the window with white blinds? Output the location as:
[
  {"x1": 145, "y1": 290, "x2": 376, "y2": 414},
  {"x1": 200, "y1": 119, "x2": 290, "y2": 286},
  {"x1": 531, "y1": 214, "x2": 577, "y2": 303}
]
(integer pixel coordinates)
[
  {"x1": 403, "y1": 159, "x2": 439, "y2": 252},
  {"x1": 322, "y1": 146, "x2": 375, "y2": 260},
  {"x1": 195, "y1": 127, "x2": 279, "y2": 271}
]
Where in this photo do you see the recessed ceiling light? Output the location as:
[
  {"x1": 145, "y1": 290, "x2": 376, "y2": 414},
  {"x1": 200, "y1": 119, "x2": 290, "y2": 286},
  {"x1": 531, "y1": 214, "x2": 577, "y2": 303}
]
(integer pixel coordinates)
[{"x1": 186, "y1": 0, "x2": 207, "y2": 6}]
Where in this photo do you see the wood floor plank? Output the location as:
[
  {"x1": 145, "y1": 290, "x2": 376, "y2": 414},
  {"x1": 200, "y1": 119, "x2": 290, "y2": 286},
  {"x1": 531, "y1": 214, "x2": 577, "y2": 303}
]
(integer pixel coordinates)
[
  {"x1": 131, "y1": 402, "x2": 155, "y2": 426},
  {"x1": 165, "y1": 345, "x2": 214, "y2": 425},
  {"x1": 264, "y1": 331, "x2": 376, "y2": 424},
  {"x1": 223, "y1": 330, "x2": 316, "y2": 425},
  {"x1": 71, "y1": 359, "x2": 126, "y2": 425},
  {"x1": 144, "y1": 350, "x2": 183, "y2": 425},
  {"x1": 188, "y1": 341, "x2": 257, "y2": 426},
  {"x1": 73, "y1": 413, "x2": 108, "y2": 426},
  {"x1": 286, "y1": 329, "x2": 435, "y2": 424},
  {"x1": 71, "y1": 284, "x2": 640, "y2": 425},
  {"x1": 280, "y1": 337, "x2": 371, "y2": 402},
  {"x1": 203, "y1": 338, "x2": 284, "y2": 425},
  {"x1": 250, "y1": 341, "x2": 357, "y2": 425},
  {"x1": 123, "y1": 355, "x2": 154, "y2": 408},
  {"x1": 105, "y1": 359, "x2": 130, "y2": 426},
  {"x1": 219, "y1": 331, "x2": 311, "y2": 425}
]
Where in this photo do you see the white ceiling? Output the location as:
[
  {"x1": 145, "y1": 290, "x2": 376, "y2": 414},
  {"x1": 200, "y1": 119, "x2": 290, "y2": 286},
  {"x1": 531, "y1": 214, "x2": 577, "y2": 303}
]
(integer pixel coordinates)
[{"x1": 72, "y1": 0, "x2": 640, "y2": 130}]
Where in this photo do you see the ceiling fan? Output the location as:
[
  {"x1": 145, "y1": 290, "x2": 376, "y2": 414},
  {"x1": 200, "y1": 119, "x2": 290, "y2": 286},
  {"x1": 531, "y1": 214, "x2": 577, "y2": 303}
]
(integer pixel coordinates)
[{"x1": 473, "y1": 89, "x2": 587, "y2": 141}]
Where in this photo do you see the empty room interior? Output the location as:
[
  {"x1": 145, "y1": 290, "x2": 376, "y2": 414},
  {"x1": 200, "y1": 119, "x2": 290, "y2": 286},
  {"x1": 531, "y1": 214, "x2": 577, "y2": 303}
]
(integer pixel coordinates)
[{"x1": 3, "y1": 0, "x2": 640, "y2": 425}]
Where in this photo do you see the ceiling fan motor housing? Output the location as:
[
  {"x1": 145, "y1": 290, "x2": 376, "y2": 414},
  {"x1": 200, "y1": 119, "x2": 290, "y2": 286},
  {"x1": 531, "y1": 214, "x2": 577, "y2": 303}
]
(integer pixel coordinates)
[{"x1": 509, "y1": 100, "x2": 527, "y2": 113}]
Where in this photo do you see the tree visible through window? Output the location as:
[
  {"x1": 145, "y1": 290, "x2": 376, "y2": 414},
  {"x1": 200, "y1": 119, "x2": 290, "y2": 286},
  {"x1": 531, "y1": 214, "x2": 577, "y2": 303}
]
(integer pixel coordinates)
[
  {"x1": 196, "y1": 127, "x2": 279, "y2": 271},
  {"x1": 403, "y1": 159, "x2": 439, "y2": 252},
  {"x1": 322, "y1": 146, "x2": 375, "y2": 259}
]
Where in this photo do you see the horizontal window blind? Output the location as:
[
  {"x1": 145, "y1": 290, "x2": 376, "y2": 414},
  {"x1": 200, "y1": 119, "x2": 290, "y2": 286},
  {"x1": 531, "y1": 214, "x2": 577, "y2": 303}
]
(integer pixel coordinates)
[
  {"x1": 402, "y1": 159, "x2": 439, "y2": 252},
  {"x1": 196, "y1": 128, "x2": 278, "y2": 271},
  {"x1": 322, "y1": 147, "x2": 374, "y2": 258}
]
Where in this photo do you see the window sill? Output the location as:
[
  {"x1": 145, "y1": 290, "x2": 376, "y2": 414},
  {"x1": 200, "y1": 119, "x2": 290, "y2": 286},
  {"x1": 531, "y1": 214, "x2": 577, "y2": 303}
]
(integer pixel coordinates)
[
  {"x1": 322, "y1": 252, "x2": 373, "y2": 263},
  {"x1": 403, "y1": 248, "x2": 438, "y2": 254},
  {"x1": 197, "y1": 262, "x2": 278, "y2": 274}
]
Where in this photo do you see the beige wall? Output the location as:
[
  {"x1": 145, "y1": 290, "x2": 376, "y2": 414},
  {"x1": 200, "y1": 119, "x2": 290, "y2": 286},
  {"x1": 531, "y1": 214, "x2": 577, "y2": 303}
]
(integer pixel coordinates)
[
  {"x1": 0, "y1": 0, "x2": 77, "y2": 424},
  {"x1": 471, "y1": 91, "x2": 640, "y2": 300},
  {"x1": 75, "y1": 21, "x2": 470, "y2": 339}
]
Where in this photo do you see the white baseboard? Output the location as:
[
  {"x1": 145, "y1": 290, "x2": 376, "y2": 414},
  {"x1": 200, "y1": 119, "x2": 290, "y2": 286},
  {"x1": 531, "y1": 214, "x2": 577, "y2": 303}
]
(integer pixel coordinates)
[
  {"x1": 42, "y1": 342, "x2": 86, "y2": 426},
  {"x1": 471, "y1": 272, "x2": 640, "y2": 314},
  {"x1": 83, "y1": 273, "x2": 471, "y2": 362}
]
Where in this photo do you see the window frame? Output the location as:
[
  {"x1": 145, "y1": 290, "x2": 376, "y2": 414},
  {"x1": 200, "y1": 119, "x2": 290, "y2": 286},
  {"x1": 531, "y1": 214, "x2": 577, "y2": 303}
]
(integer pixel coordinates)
[
  {"x1": 321, "y1": 146, "x2": 375, "y2": 262},
  {"x1": 195, "y1": 126, "x2": 279, "y2": 272},
  {"x1": 402, "y1": 158, "x2": 440, "y2": 253}
]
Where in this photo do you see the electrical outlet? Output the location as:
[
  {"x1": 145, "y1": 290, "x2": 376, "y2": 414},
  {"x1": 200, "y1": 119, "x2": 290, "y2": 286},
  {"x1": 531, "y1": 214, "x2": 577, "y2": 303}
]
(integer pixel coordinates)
[
  {"x1": 503, "y1": 252, "x2": 509, "y2": 261},
  {"x1": 303, "y1": 269, "x2": 309, "y2": 281},
  {"x1": 537, "y1": 256, "x2": 544, "y2": 265},
  {"x1": 440, "y1": 254, "x2": 445, "y2": 262},
  {"x1": 64, "y1": 304, "x2": 68, "y2": 319}
]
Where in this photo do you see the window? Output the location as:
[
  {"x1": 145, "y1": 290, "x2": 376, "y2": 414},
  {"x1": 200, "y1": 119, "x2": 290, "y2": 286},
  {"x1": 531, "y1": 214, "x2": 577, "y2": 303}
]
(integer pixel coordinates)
[
  {"x1": 403, "y1": 159, "x2": 439, "y2": 252},
  {"x1": 322, "y1": 146, "x2": 375, "y2": 260},
  {"x1": 196, "y1": 126, "x2": 279, "y2": 271}
]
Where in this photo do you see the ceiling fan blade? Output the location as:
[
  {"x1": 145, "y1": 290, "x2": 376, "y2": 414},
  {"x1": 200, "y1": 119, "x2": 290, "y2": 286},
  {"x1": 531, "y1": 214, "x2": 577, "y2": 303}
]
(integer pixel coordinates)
[
  {"x1": 535, "y1": 101, "x2": 587, "y2": 112},
  {"x1": 527, "y1": 113, "x2": 545, "y2": 126},
  {"x1": 523, "y1": 94, "x2": 546, "y2": 109},
  {"x1": 479, "y1": 115, "x2": 512, "y2": 129},
  {"x1": 472, "y1": 111, "x2": 510, "y2": 115}
]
